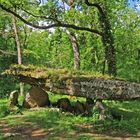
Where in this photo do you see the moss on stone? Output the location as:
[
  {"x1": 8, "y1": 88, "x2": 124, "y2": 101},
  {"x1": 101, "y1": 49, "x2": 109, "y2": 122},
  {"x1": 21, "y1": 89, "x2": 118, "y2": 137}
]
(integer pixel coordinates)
[
  {"x1": 3, "y1": 64, "x2": 124, "y2": 81},
  {"x1": 2, "y1": 65, "x2": 140, "y2": 100}
]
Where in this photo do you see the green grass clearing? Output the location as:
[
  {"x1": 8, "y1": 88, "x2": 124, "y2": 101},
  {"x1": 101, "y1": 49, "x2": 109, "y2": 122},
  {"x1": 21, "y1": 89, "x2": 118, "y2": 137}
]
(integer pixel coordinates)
[{"x1": 0, "y1": 95, "x2": 140, "y2": 140}]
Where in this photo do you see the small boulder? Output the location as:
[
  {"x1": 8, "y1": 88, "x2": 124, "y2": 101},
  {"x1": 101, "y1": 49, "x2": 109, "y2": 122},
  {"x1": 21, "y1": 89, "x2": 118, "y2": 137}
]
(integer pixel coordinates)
[
  {"x1": 9, "y1": 90, "x2": 19, "y2": 107},
  {"x1": 86, "y1": 98, "x2": 94, "y2": 105},
  {"x1": 23, "y1": 86, "x2": 50, "y2": 108},
  {"x1": 74, "y1": 100, "x2": 85, "y2": 115},
  {"x1": 84, "y1": 98, "x2": 95, "y2": 116},
  {"x1": 57, "y1": 98, "x2": 73, "y2": 112},
  {"x1": 23, "y1": 93, "x2": 38, "y2": 109}
]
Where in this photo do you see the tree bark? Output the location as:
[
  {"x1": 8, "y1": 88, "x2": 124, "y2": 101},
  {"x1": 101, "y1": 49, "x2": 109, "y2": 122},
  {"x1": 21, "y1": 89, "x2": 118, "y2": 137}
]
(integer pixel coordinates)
[
  {"x1": 85, "y1": 0, "x2": 117, "y2": 76},
  {"x1": 12, "y1": 13, "x2": 24, "y2": 96},
  {"x1": 12, "y1": 14, "x2": 22, "y2": 65},
  {"x1": 68, "y1": 32, "x2": 80, "y2": 70},
  {"x1": 99, "y1": 5, "x2": 116, "y2": 76},
  {"x1": 64, "y1": 0, "x2": 80, "y2": 70}
]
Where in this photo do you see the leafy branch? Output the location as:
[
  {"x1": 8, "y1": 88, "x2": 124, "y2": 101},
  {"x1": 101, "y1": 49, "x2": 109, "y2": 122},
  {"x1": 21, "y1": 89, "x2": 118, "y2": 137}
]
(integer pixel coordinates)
[{"x1": 0, "y1": 3, "x2": 102, "y2": 36}]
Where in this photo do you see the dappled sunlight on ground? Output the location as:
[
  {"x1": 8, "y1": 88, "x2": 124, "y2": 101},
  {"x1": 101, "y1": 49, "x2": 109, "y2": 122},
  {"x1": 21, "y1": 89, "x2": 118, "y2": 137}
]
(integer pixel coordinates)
[
  {"x1": 1, "y1": 98, "x2": 140, "y2": 139},
  {"x1": 0, "y1": 106, "x2": 140, "y2": 140}
]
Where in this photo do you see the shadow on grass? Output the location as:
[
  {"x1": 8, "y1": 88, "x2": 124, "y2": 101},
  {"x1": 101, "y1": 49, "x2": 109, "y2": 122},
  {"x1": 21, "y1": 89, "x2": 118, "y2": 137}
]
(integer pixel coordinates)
[
  {"x1": 1, "y1": 100, "x2": 140, "y2": 139},
  {"x1": 103, "y1": 101, "x2": 140, "y2": 136},
  {"x1": 24, "y1": 110, "x2": 80, "y2": 139},
  {"x1": 23, "y1": 101, "x2": 140, "y2": 139}
]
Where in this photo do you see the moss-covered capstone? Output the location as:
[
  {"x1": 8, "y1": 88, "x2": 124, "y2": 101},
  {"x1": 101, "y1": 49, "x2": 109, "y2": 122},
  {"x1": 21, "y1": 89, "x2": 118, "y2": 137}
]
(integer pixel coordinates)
[{"x1": 3, "y1": 64, "x2": 140, "y2": 100}]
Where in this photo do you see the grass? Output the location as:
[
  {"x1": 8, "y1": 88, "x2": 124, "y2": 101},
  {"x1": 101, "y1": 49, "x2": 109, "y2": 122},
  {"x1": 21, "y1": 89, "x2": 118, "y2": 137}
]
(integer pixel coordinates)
[
  {"x1": 0, "y1": 95, "x2": 140, "y2": 139},
  {"x1": 0, "y1": 98, "x2": 9, "y2": 118}
]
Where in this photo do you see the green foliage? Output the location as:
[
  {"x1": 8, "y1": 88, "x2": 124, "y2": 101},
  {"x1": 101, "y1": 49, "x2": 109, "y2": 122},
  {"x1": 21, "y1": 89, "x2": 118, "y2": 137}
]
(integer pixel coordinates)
[
  {"x1": 0, "y1": 10, "x2": 18, "y2": 97},
  {"x1": 0, "y1": 0, "x2": 140, "y2": 98},
  {"x1": 0, "y1": 99, "x2": 9, "y2": 118},
  {"x1": 0, "y1": 97, "x2": 140, "y2": 139}
]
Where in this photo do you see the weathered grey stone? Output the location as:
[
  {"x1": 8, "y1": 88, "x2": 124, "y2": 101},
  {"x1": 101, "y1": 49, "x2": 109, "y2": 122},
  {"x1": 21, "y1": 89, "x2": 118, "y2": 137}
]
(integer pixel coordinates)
[
  {"x1": 9, "y1": 90, "x2": 19, "y2": 107},
  {"x1": 94, "y1": 100, "x2": 106, "y2": 120},
  {"x1": 57, "y1": 98, "x2": 73, "y2": 112},
  {"x1": 48, "y1": 78, "x2": 140, "y2": 100},
  {"x1": 5, "y1": 65, "x2": 140, "y2": 100},
  {"x1": 74, "y1": 100, "x2": 85, "y2": 115},
  {"x1": 23, "y1": 86, "x2": 50, "y2": 108}
]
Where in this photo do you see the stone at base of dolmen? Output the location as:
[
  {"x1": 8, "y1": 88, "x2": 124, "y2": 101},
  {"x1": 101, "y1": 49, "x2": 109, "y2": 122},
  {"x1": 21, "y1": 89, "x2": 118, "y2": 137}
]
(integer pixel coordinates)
[
  {"x1": 56, "y1": 98, "x2": 73, "y2": 112},
  {"x1": 23, "y1": 86, "x2": 50, "y2": 108},
  {"x1": 9, "y1": 90, "x2": 19, "y2": 107}
]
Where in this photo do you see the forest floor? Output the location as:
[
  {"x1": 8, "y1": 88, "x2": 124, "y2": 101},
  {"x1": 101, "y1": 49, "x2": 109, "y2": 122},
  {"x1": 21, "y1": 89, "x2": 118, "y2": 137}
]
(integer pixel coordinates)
[{"x1": 0, "y1": 95, "x2": 140, "y2": 140}]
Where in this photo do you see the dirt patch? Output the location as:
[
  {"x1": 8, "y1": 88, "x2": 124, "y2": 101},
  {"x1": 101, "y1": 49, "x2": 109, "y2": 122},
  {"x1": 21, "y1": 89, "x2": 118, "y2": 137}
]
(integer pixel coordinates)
[
  {"x1": 0, "y1": 119, "x2": 140, "y2": 140},
  {"x1": 0, "y1": 120, "x2": 53, "y2": 140}
]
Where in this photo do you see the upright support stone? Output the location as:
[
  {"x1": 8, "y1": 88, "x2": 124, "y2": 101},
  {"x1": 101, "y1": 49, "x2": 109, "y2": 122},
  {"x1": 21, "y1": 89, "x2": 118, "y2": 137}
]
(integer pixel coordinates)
[
  {"x1": 9, "y1": 90, "x2": 19, "y2": 107},
  {"x1": 57, "y1": 98, "x2": 73, "y2": 112},
  {"x1": 85, "y1": 98, "x2": 95, "y2": 116},
  {"x1": 23, "y1": 86, "x2": 50, "y2": 109},
  {"x1": 95, "y1": 99, "x2": 106, "y2": 120},
  {"x1": 74, "y1": 100, "x2": 85, "y2": 115}
]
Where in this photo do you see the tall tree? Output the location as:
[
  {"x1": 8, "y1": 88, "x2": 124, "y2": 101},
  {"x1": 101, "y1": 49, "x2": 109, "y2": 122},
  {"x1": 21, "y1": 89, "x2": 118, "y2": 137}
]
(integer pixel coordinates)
[
  {"x1": 12, "y1": 11, "x2": 24, "y2": 96},
  {"x1": 12, "y1": 14, "x2": 22, "y2": 65},
  {"x1": 68, "y1": 31, "x2": 80, "y2": 69},
  {"x1": 64, "y1": 0, "x2": 80, "y2": 70},
  {"x1": 85, "y1": 0, "x2": 116, "y2": 76}
]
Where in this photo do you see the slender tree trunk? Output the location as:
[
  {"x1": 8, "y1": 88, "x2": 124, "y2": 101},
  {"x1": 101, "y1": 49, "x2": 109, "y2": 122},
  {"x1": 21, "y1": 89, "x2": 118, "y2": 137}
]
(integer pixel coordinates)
[
  {"x1": 69, "y1": 32, "x2": 80, "y2": 70},
  {"x1": 12, "y1": 14, "x2": 22, "y2": 64},
  {"x1": 12, "y1": 14, "x2": 24, "y2": 96},
  {"x1": 67, "y1": 0, "x2": 80, "y2": 70}
]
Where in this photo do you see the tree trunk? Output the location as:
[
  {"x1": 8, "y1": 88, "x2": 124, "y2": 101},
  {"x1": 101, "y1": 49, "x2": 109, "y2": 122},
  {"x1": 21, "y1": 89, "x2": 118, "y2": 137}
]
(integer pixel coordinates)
[
  {"x1": 99, "y1": 6, "x2": 116, "y2": 76},
  {"x1": 69, "y1": 32, "x2": 80, "y2": 70},
  {"x1": 67, "y1": 0, "x2": 80, "y2": 70},
  {"x1": 12, "y1": 13, "x2": 24, "y2": 96},
  {"x1": 85, "y1": 0, "x2": 117, "y2": 76},
  {"x1": 12, "y1": 14, "x2": 22, "y2": 65}
]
